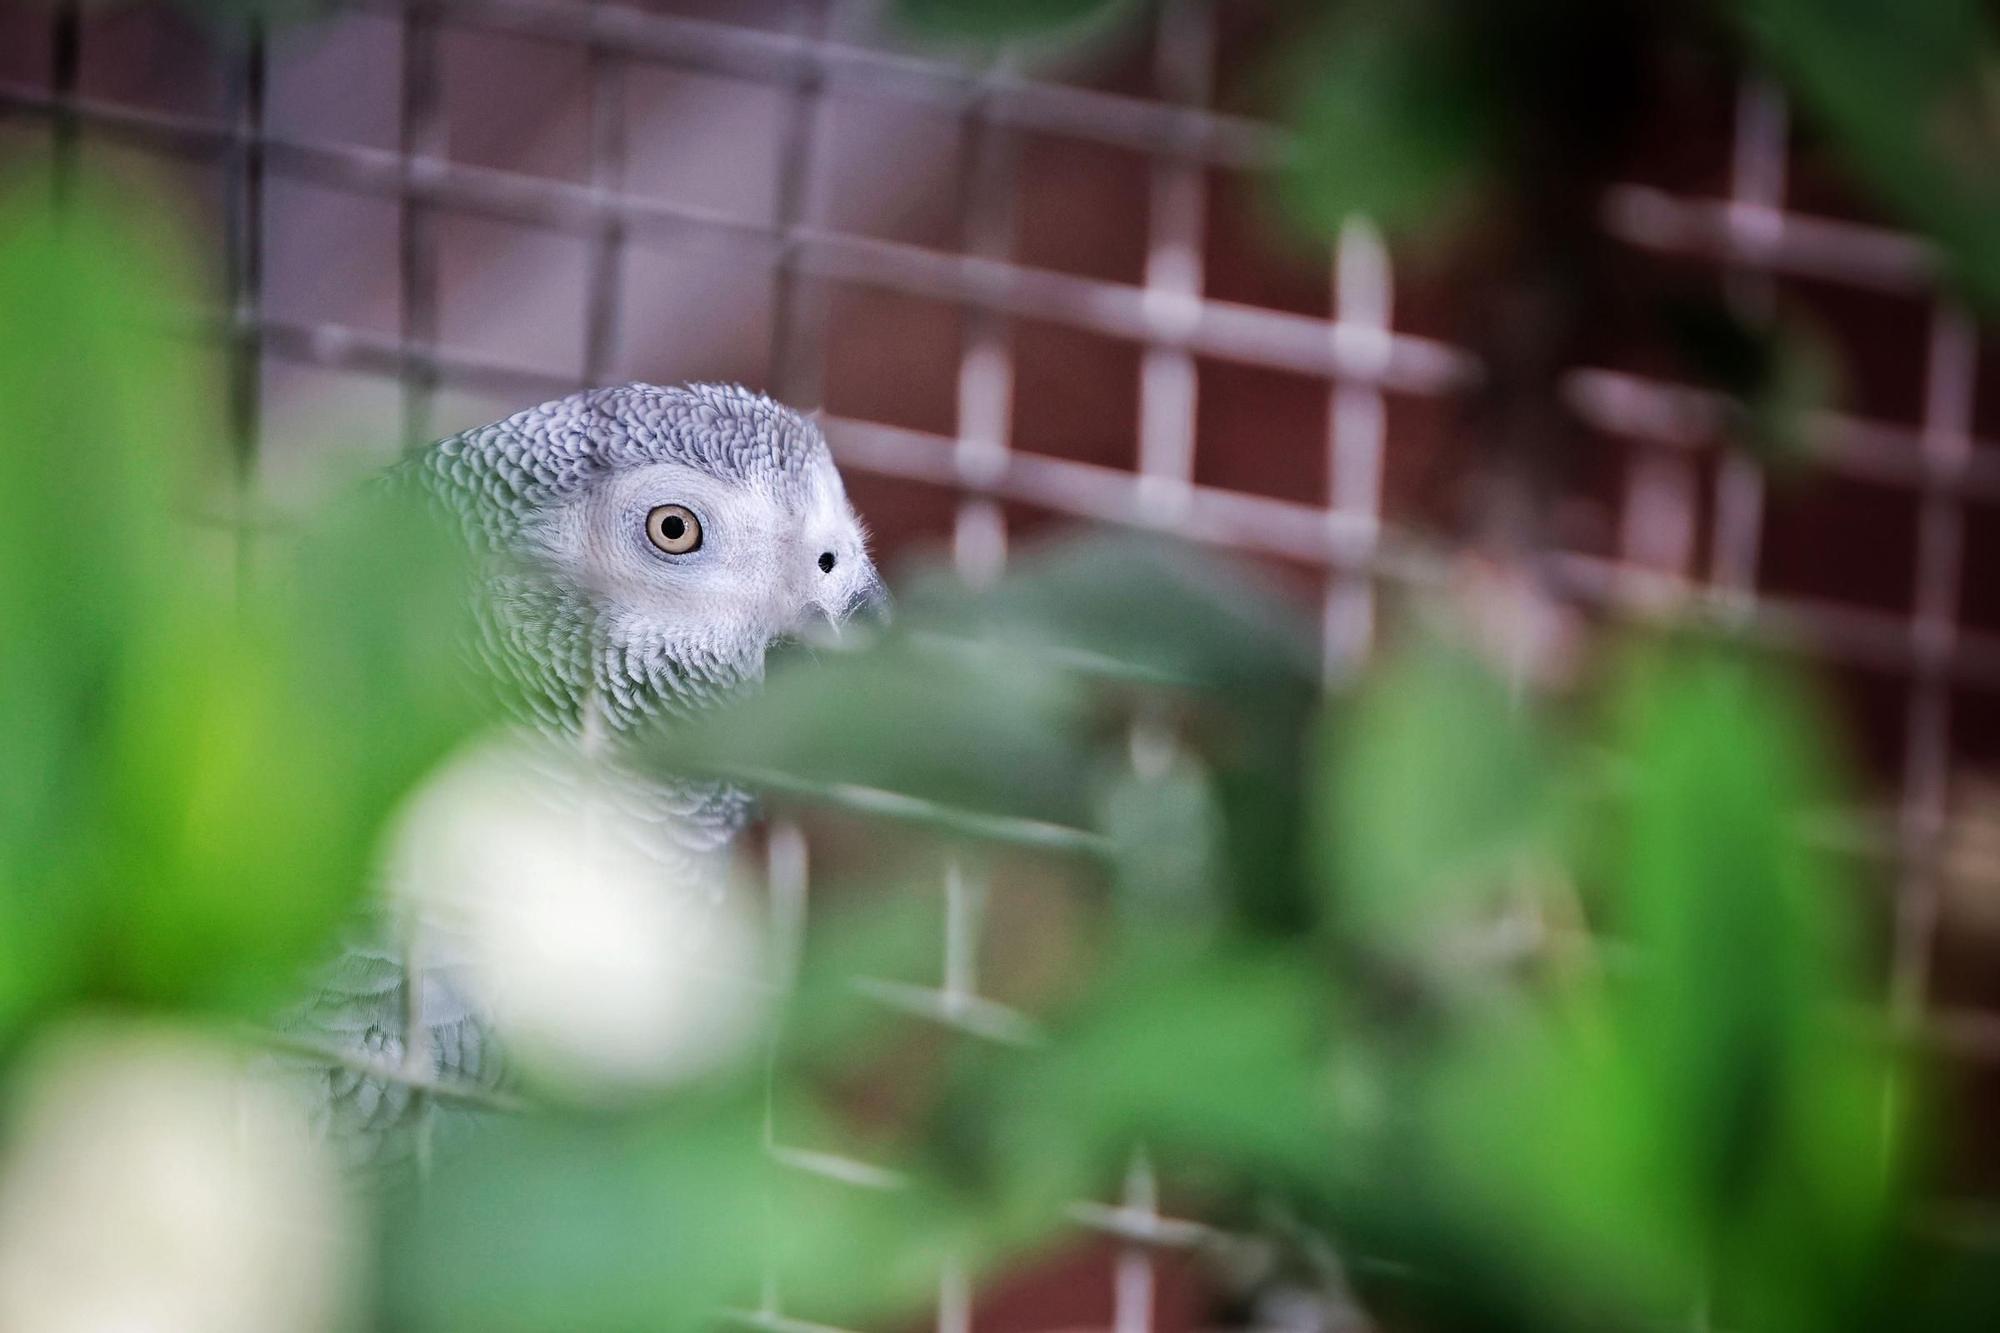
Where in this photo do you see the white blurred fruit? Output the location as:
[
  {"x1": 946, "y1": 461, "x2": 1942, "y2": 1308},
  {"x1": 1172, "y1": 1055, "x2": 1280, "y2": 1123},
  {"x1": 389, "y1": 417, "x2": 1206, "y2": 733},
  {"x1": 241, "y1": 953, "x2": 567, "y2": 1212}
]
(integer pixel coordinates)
[
  {"x1": 386, "y1": 736, "x2": 769, "y2": 1099},
  {"x1": 0, "y1": 1021, "x2": 354, "y2": 1333}
]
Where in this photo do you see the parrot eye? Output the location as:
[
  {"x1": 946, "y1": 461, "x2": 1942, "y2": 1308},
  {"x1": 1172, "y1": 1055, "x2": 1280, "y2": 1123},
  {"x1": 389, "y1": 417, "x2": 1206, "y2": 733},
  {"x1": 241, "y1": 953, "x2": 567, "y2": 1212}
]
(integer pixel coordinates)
[{"x1": 645, "y1": 504, "x2": 703, "y2": 555}]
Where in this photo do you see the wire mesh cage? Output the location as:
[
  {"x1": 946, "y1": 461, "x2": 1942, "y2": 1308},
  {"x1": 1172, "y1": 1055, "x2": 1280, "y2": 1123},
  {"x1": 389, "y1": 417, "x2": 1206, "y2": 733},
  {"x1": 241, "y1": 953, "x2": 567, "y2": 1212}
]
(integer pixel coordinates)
[{"x1": 6, "y1": 0, "x2": 2000, "y2": 1326}]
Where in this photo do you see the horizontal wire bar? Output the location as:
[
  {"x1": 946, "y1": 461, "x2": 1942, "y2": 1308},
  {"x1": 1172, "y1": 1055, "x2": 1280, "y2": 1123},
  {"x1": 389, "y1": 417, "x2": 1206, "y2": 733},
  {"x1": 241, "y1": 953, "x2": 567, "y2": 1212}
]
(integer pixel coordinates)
[
  {"x1": 347, "y1": 0, "x2": 1281, "y2": 170},
  {"x1": 1542, "y1": 543, "x2": 2000, "y2": 686},
  {"x1": 177, "y1": 343, "x2": 2000, "y2": 737},
  {"x1": 716, "y1": 764, "x2": 1116, "y2": 859},
  {"x1": 831, "y1": 415, "x2": 2000, "y2": 692},
  {"x1": 255, "y1": 1028, "x2": 528, "y2": 1111},
  {"x1": 128, "y1": 299, "x2": 2000, "y2": 696},
  {"x1": 1567, "y1": 367, "x2": 2000, "y2": 505},
  {"x1": 725, "y1": 1310, "x2": 874, "y2": 1333},
  {"x1": 850, "y1": 977, "x2": 1044, "y2": 1045},
  {"x1": 1068, "y1": 1200, "x2": 1220, "y2": 1249},
  {"x1": 820, "y1": 413, "x2": 1423, "y2": 576},
  {"x1": 16, "y1": 82, "x2": 2000, "y2": 513},
  {"x1": 1604, "y1": 183, "x2": 1934, "y2": 293},
  {"x1": 0, "y1": 81, "x2": 1462, "y2": 395},
  {"x1": 19, "y1": 256, "x2": 1970, "y2": 707},
  {"x1": 767, "y1": 1144, "x2": 910, "y2": 1191}
]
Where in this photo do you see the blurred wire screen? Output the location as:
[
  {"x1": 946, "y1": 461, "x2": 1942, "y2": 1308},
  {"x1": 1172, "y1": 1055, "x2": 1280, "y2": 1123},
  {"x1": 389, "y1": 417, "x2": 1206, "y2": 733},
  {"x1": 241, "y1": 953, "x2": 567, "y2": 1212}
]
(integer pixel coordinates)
[{"x1": 6, "y1": 0, "x2": 2000, "y2": 1323}]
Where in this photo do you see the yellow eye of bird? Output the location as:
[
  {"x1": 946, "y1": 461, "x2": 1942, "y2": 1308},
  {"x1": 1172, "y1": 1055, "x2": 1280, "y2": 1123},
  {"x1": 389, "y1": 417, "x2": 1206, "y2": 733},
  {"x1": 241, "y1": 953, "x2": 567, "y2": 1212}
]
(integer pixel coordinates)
[{"x1": 645, "y1": 504, "x2": 702, "y2": 555}]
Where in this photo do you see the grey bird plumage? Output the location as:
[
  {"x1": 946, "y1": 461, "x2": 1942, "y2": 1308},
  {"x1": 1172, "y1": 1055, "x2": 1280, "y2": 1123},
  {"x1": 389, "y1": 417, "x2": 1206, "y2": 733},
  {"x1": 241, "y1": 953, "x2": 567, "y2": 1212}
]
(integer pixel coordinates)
[{"x1": 281, "y1": 382, "x2": 883, "y2": 1167}]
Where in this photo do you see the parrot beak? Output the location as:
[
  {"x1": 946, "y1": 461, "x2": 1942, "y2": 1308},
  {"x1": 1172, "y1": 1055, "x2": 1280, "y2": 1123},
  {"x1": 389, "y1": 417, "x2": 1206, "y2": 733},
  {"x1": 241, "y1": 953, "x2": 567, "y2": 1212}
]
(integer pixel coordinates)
[
  {"x1": 795, "y1": 566, "x2": 889, "y2": 652},
  {"x1": 844, "y1": 570, "x2": 892, "y2": 628}
]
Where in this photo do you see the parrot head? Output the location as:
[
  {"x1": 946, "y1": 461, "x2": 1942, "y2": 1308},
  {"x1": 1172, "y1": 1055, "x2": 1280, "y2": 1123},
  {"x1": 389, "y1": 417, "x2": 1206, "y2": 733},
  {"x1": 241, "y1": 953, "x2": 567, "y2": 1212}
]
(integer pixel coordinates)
[{"x1": 406, "y1": 381, "x2": 885, "y2": 731}]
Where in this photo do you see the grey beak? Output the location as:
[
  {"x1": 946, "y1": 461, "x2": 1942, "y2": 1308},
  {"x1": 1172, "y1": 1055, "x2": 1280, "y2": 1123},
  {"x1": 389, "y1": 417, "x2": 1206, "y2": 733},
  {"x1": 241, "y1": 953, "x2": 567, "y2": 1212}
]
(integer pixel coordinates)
[
  {"x1": 796, "y1": 568, "x2": 890, "y2": 652},
  {"x1": 844, "y1": 571, "x2": 892, "y2": 627}
]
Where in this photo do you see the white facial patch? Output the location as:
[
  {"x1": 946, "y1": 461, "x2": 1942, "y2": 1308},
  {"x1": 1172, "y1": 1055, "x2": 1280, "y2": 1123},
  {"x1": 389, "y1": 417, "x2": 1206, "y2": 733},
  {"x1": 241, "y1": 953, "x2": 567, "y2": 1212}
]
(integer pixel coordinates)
[{"x1": 531, "y1": 455, "x2": 878, "y2": 663}]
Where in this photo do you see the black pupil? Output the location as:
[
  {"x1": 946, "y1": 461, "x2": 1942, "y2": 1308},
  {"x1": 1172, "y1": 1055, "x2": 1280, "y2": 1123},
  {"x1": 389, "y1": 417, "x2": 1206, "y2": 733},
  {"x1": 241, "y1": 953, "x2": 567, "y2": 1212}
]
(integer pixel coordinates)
[{"x1": 661, "y1": 514, "x2": 686, "y2": 541}]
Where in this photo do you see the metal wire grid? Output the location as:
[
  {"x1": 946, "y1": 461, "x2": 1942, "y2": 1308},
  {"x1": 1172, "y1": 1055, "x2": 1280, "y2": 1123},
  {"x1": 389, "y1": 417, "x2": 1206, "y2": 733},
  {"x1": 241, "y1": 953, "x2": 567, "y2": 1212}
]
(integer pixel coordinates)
[{"x1": 5, "y1": 0, "x2": 2000, "y2": 1322}]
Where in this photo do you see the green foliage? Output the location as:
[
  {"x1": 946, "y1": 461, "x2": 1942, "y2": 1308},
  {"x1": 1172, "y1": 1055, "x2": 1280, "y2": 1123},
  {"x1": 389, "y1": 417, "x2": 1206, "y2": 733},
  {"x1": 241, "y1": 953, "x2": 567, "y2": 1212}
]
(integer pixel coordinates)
[
  {"x1": 1605, "y1": 652, "x2": 1854, "y2": 1208},
  {"x1": 388, "y1": 1083, "x2": 974, "y2": 1332},
  {"x1": 643, "y1": 556, "x2": 1961, "y2": 1333},
  {"x1": 667, "y1": 633, "x2": 1097, "y2": 826},
  {"x1": 0, "y1": 171, "x2": 482, "y2": 1034},
  {"x1": 1739, "y1": 0, "x2": 2000, "y2": 309},
  {"x1": 384, "y1": 1095, "x2": 773, "y2": 1333},
  {"x1": 1315, "y1": 640, "x2": 1556, "y2": 959},
  {"x1": 959, "y1": 941, "x2": 1347, "y2": 1194},
  {"x1": 1276, "y1": 6, "x2": 1493, "y2": 239},
  {"x1": 1373, "y1": 651, "x2": 1896, "y2": 1333},
  {"x1": 1095, "y1": 743, "x2": 1228, "y2": 927},
  {"x1": 1600, "y1": 652, "x2": 1893, "y2": 1333}
]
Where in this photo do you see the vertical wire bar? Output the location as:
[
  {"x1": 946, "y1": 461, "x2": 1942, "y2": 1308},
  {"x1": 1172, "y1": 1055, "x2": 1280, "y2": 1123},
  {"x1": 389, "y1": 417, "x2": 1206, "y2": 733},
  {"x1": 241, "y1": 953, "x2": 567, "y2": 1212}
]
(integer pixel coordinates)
[
  {"x1": 768, "y1": 0, "x2": 829, "y2": 407},
  {"x1": 1322, "y1": 218, "x2": 1391, "y2": 678},
  {"x1": 760, "y1": 819, "x2": 810, "y2": 1322},
  {"x1": 931, "y1": 820, "x2": 984, "y2": 1333},
  {"x1": 952, "y1": 53, "x2": 1018, "y2": 587},
  {"x1": 1124, "y1": 36, "x2": 1215, "y2": 1304},
  {"x1": 939, "y1": 37, "x2": 1022, "y2": 1333},
  {"x1": 767, "y1": 820, "x2": 811, "y2": 998},
  {"x1": 1709, "y1": 79, "x2": 1787, "y2": 610},
  {"x1": 399, "y1": 1, "x2": 444, "y2": 452},
  {"x1": 1619, "y1": 447, "x2": 1698, "y2": 590},
  {"x1": 395, "y1": 0, "x2": 445, "y2": 1179},
  {"x1": 219, "y1": 32, "x2": 269, "y2": 1189},
  {"x1": 1890, "y1": 307, "x2": 1977, "y2": 1051},
  {"x1": 581, "y1": 1, "x2": 629, "y2": 387},
  {"x1": 221, "y1": 19, "x2": 266, "y2": 596},
  {"x1": 1134, "y1": 0, "x2": 1214, "y2": 522},
  {"x1": 49, "y1": 2, "x2": 81, "y2": 211},
  {"x1": 1121, "y1": 18, "x2": 1213, "y2": 1325},
  {"x1": 936, "y1": 1255, "x2": 972, "y2": 1333},
  {"x1": 941, "y1": 859, "x2": 984, "y2": 1020},
  {"x1": 1112, "y1": 1153, "x2": 1158, "y2": 1333}
]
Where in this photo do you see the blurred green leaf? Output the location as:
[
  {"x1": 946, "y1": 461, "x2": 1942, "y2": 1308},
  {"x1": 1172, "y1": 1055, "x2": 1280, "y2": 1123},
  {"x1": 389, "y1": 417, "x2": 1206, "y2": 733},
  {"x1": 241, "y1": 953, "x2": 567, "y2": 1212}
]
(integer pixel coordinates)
[
  {"x1": 900, "y1": 537, "x2": 1319, "y2": 690},
  {"x1": 1398, "y1": 647, "x2": 1898, "y2": 1333},
  {"x1": 0, "y1": 171, "x2": 210, "y2": 1037},
  {"x1": 386, "y1": 1098, "x2": 770, "y2": 1333},
  {"x1": 666, "y1": 536, "x2": 1319, "y2": 852},
  {"x1": 764, "y1": 1102, "x2": 971, "y2": 1327},
  {"x1": 1606, "y1": 649, "x2": 1854, "y2": 1215},
  {"x1": 1094, "y1": 743, "x2": 1227, "y2": 927},
  {"x1": 905, "y1": 537, "x2": 1321, "y2": 932},
  {"x1": 775, "y1": 869, "x2": 966, "y2": 1072},
  {"x1": 661, "y1": 633, "x2": 1095, "y2": 826},
  {"x1": 1276, "y1": 7, "x2": 1491, "y2": 239},
  {"x1": 1604, "y1": 647, "x2": 1894, "y2": 1333},
  {"x1": 1857, "y1": 1229, "x2": 2000, "y2": 1333},
  {"x1": 1418, "y1": 1005, "x2": 1701, "y2": 1326},
  {"x1": 393, "y1": 1086, "x2": 970, "y2": 1333},
  {"x1": 1740, "y1": 0, "x2": 2000, "y2": 310},
  {"x1": 0, "y1": 169, "x2": 483, "y2": 1027},
  {"x1": 938, "y1": 942, "x2": 1350, "y2": 1239},
  {"x1": 93, "y1": 494, "x2": 484, "y2": 1012},
  {"x1": 1315, "y1": 641, "x2": 1555, "y2": 958}
]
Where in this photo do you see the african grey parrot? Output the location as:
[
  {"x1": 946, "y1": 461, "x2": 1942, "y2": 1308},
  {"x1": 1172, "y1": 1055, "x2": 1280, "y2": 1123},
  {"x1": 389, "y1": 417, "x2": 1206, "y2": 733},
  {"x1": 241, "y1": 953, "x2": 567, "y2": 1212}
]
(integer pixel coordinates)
[{"x1": 280, "y1": 382, "x2": 884, "y2": 1167}]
